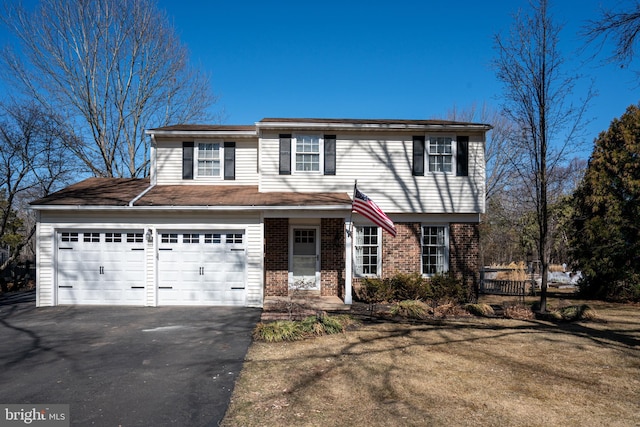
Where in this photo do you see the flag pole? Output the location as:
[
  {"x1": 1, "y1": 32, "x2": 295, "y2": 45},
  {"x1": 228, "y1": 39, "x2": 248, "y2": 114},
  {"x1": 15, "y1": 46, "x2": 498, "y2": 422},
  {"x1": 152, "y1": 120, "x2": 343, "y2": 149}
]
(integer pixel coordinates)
[{"x1": 347, "y1": 180, "x2": 357, "y2": 237}]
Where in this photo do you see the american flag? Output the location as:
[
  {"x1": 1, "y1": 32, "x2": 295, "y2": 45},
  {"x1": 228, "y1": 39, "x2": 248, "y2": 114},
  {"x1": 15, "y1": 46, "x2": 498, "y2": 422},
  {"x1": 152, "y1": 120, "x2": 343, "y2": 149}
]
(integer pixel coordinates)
[{"x1": 352, "y1": 187, "x2": 397, "y2": 237}]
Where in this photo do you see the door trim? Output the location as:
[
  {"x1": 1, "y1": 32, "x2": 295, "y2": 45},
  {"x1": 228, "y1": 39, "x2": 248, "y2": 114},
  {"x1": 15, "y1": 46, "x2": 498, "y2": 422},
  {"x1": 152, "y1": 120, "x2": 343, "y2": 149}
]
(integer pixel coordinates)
[{"x1": 288, "y1": 226, "x2": 320, "y2": 290}]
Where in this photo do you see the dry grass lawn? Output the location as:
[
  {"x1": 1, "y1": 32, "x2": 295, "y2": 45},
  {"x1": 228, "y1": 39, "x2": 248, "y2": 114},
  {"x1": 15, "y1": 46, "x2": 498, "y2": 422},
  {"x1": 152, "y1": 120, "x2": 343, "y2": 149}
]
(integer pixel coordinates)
[{"x1": 222, "y1": 298, "x2": 640, "y2": 427}]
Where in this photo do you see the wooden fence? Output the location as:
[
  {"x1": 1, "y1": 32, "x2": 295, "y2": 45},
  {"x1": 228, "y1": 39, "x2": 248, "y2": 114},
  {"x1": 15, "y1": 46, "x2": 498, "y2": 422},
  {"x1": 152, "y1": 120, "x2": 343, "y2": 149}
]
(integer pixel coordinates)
[{"x1": 479, "y1": 279, "x2": 530, "y2": 296}]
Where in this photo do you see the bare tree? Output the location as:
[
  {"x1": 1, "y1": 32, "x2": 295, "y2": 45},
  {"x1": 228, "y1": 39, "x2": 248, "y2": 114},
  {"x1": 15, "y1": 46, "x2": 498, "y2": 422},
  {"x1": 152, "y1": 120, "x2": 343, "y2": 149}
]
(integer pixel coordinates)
[
  {"x1": 1, "y1": 0, "x2": 216, "y2": 178},
  {"x1": 492, "y1": 0, "x2": 592, "y2": 312},
  {"x1": 0, "y1": 101, "x2": 74, "y2": 286},
  {"x1": 583, "y1": 2, "x2": 640, "y2": 68},
  {"x1": 445, "y1": 103, "x2": 517, "y2": 200}
]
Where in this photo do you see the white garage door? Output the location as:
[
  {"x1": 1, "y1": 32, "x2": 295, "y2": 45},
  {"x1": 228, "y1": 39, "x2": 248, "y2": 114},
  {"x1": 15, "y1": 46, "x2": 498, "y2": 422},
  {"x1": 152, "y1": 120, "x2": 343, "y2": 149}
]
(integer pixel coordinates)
[
  {"x1": 57, "y1": 231, "x2": 146, "y2": 305},
  {"x1": 157, "y1": 231, "x2": 246, "y2": 306}
]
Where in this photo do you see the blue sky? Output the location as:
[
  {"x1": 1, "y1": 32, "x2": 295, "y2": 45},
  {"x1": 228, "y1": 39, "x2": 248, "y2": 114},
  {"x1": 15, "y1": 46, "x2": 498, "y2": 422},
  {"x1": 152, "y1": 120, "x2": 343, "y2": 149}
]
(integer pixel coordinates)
[
  {"x1": 1, "y1": 0, "x2": 638, "y2": 157},
  {"x1": 156, "y1": 0, "x2": 639, "y2": 154}
]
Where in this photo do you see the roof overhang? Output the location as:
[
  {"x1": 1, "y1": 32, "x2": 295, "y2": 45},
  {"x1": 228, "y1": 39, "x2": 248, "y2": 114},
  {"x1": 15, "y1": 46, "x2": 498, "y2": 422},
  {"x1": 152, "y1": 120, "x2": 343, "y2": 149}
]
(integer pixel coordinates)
[
  {"x1": 30, "y1": 204, "x2": 352, "y2": 212},
  {"x1": 257, "y1": 118, "x2": 493, "y2": 132},
  {"x1": 145, "y1": 129, "x2": 257, "y2": 139}
]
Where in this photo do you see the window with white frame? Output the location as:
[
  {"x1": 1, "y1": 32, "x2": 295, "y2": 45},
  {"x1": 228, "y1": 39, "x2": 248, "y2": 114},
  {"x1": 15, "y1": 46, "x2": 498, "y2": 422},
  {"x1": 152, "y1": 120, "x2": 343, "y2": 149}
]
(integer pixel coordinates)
[
  {"x1": 421, "y1": 225, "x2": 448, "y2": 275},
  {"x1": 197, "y1": 143, "x2": 221, "y2": 176},
  {"x1": 428, "y1": 136, "x2": 453, "y2": 173},
  {"x1": 295, "y1": 135, "x2": 321, "y2": 172},
  {"x1": 354, "y1": 226, "x2": 381, "y2": 276}
]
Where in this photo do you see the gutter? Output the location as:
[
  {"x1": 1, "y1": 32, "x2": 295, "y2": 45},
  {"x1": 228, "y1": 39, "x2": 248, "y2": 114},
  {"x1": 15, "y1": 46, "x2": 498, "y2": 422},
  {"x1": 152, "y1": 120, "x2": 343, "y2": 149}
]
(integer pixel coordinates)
[
  {"x1": 30, "y1": 204, "x2": 354, "y2": 212},
  {"x1": 256, "y1": 121, "x2": 494, "y2": 132}
]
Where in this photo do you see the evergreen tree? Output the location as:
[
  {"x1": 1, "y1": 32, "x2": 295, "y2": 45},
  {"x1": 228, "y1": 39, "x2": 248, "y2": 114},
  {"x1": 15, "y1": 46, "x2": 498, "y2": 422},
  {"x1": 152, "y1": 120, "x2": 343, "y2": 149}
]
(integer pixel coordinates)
[{"x1": 571, "y1": 104, "x2": 640, "y2": 301}]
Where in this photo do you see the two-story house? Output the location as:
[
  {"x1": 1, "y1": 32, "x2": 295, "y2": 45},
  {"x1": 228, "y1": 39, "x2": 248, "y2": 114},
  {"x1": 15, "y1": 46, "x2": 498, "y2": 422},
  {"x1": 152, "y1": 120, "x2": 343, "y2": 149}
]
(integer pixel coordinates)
[{"x1": 30, "y1": 118, "x2": 491, "y2": 307}]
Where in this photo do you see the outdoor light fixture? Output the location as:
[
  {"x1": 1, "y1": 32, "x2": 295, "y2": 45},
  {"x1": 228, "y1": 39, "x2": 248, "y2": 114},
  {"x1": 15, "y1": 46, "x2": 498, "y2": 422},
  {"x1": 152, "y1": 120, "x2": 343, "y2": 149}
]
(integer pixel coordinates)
[{"x1": 145, "y1": 229, "x2": 153, "y2": 243}]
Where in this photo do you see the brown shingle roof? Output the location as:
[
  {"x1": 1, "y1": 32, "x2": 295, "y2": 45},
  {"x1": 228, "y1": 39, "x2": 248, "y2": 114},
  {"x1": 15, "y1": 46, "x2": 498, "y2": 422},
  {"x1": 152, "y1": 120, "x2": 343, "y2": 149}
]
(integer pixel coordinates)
[
  {"x1": 147, "y1": 118, "x2": 493, "y2": 132},
  {"x1": 31, "y1": 179, "x2": 351, "y2": 208},
  {"x1": 259, "y1": 118, "x2": 492, "y2": 127},
  {"x1": 31, "y1": 178, "x2": 151, "y2": 206},
  {"x1": 148, "y1": 124, "x2": 256, "y2": 132},
  {"x1": 136, "y1": 185, "x2": 351, "y2": 207}
]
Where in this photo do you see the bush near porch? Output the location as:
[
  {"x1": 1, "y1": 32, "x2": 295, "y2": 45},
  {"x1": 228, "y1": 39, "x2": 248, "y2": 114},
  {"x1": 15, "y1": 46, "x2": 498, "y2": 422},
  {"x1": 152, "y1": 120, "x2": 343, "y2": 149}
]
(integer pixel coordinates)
[{"x1": 356, "y1": 272, "x2": 467, "y2": 305}]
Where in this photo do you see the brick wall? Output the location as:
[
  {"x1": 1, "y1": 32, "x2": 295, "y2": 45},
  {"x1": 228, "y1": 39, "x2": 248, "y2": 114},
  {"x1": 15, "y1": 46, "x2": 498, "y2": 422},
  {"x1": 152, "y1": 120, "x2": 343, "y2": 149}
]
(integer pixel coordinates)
[
  {"x1": 264, "y1": 218, "x2": 346, "y2": 298},
  {"x1": 382, "y1": 222, "x2": 422, "y2": 277},
  {"x1": 449, "y1": 222, "x2": 480, "y2": 298},
  {"x1": 265, "y1": 219, "x2": 480, "y2": 300},
  {"x1": 320, "y1": 218, "x2": 345, "y2": 298},
  {"x1": 264, "y1": 218, "x2": 288, "y2": 297},
  {"x1": 353, "y1": 222, "x2": 480, "y2": 299}
]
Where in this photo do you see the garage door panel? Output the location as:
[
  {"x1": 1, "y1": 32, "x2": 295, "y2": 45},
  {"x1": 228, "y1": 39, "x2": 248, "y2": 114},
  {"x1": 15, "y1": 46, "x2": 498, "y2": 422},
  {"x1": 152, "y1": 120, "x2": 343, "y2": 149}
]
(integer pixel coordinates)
[
  {"x1": 157, "y1": 231, "x2": 246, "y2": 306},
  {"x1": 57, "y1": 230, "x2": 145, "y2": 305}
]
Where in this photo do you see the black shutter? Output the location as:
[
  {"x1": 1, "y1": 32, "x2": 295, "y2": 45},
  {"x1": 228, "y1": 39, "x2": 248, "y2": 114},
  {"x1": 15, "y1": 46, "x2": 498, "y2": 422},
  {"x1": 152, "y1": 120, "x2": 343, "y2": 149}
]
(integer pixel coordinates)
[
  {"x1": 279, "y1": 134, "x2": 291, "y2": 175},
  {"x1": 457, "y1": 136, "x2": 469, "y2": 177},
  {"x1": 412, "y1": 136, "x2": 425, "y2": 176},
  {"x1": 224, "y1": 142, "x2": 236, "y2": 180},
  {"x1": 324, "y1": 135, "x2": 336, "y2": 175},
  {"x1": 182, "y1": 141, "x2": 194, "y2": 180}
]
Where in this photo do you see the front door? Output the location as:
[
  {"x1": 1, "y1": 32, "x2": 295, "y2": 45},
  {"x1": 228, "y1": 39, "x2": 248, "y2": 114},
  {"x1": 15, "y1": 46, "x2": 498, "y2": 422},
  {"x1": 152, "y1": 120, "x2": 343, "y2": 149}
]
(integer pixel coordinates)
[{"x1": 290, "y1": 227, "x2": 320, "y2": 290}]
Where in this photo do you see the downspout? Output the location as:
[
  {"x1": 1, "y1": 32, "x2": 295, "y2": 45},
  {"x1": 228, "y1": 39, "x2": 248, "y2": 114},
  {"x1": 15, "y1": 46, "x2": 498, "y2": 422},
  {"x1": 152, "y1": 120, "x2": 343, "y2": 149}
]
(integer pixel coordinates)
[
  {"x1": 128, "y1": 184, "x2": 155, "y2": 207},
  {"x1": 129, "y1": 134, "x2": 157, "y2": 207}
]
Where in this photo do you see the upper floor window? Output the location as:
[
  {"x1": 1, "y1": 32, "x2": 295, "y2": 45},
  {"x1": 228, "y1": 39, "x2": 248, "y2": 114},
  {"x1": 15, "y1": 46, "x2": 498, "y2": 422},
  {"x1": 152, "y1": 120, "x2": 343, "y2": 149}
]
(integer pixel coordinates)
[
  {"x1": 413, "y1": 135, "x2": 468, "y2": 176},
  {"x1": 295, "y1": 135, "x2": 321, "y2": 172},
  {"x1": 197, "y1": 143, "x2": 221, "y2": 176},
  {"x1": 279, "y1": 134, "x2": 336, "y2": 175},
  {"x1": 182, "y1": 141, "x2": 236, "y2": 180},
  {"x1": 428, "y1": 137, "x2": 453, "y2": 173}
]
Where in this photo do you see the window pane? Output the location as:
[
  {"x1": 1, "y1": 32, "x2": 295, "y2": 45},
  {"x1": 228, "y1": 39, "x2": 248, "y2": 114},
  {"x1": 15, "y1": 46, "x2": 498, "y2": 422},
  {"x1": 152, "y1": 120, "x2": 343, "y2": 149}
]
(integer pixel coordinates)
[
  {"x1": 161, "y1": 233, "x2": 178, "y2": 243},
  {"x1": 84, "y1": 232, "x2": 100, "y2": 242},
  {"x1": 198, "y1": 143, "x2": 220, "y2": 176},
  {"x1": 295, "y1": 135, "x2": 320, "y2": 172},
  {"x1": 428, "y1": 137, "x2": 453, "y2": 172},
  {"x1": 422, "y1": 226, "x2": 447, "y2": 274},
  {"x1": 355, "y1": 226, "x2": 379, "y2": 276}
]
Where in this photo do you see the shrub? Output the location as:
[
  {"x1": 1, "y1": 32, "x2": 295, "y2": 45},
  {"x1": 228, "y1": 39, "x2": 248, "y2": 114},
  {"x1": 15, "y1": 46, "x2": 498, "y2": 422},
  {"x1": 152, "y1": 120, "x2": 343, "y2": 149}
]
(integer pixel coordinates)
[
  {"x1": 428, "y1": 273, "x2": 467, "y2": 304},
  {"x1": 577, "y1": 275, "x2": 640, "y2": 302},
  {"x1": 465, "y1": 303, "x2": 495, "y2": 317},
  {"x1": 253, "y1": 320, "x2": 305, "y2": 342},
  {"x1": 254, "y1": 314, "x2": 357, "y2": 342},
  {"x1": 359, "y1": 277, "x2": 395, "y2": 303},
  {"x1": 359, "y1": 272, "x2": 467, "y2": 304},
  {"x1": 390, "y1": 300, "x2": 430, "y2": 319},
  {"x1": 557, "y1": 304, "x2": 598, "y2": 321},
  {"x1": 392, "y1": 273, "x2": 432, "y2": 301}
]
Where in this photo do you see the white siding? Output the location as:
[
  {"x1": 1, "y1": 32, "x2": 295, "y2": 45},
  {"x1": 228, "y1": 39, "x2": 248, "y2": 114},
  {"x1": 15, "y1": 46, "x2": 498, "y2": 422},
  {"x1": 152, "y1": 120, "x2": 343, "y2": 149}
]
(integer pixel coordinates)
[
  {"x1": 245, "y1": 221, "x2": 263, "y2": 307},
  {"x1": 36, "y1": 222, "x2": 55, "y2": 307},
  {"x1": 155, "y1": 138, "x2": 259, "y2": 185},
  {"x1": 145, "y1": 228, "x2": 156, "y2": 307},
  {"x1": 36, "y1": 210, "x2": 264, "y2": 307},
  {"x1": 259, "y1": 131, "x2": 486, "y2": 214}
]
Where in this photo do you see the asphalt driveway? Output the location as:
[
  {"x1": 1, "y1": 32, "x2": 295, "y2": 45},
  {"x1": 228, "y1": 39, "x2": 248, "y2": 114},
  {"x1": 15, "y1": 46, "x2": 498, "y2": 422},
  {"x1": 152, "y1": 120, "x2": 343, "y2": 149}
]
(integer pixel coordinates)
[{"x1": 0, "y1": 291, "x2": 262, "y2": 426}]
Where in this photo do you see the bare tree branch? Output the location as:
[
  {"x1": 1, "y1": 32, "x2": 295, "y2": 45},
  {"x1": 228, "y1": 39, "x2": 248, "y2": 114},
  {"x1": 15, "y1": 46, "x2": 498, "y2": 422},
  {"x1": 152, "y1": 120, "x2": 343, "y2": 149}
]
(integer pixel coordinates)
[
  {"x1": 492, "y1": 0, "x2": 593, "y2": 312},
  {"x1": 0, "y1": 100, "x2": 75, "y2": 275},
  {"x1": 583, "y1": 2, "x2": 640, "y2": 67},
  {"x1": 0, "y1": 0, "x2": 217, "y2": 178}
]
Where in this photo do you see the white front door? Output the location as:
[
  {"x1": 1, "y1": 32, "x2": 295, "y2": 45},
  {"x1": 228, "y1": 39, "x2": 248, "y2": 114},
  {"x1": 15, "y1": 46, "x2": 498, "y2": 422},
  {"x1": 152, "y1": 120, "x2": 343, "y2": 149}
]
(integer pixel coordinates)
[{"x1": 290, "y1": 227, "x2": 320, "y2": 290}]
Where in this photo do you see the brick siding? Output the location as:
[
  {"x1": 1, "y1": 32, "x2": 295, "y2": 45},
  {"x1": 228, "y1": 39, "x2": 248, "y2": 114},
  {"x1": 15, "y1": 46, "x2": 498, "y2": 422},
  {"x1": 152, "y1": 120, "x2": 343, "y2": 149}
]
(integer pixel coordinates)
[
  {"x1": 264, "y1": 218, "x2": 288, "y2": 296},
  {"x1": 449, "y1": 222, "x2": 480, "y2": 298},
  {"x1": 320, "y1": 218, "x2": 345, "y2": 298},
  {"x1": 265, "y1": 219, "x2": 479, "y2": 301},
  {"x1": 353, "y1": 222, "x2": 479, "y2": 299}
]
